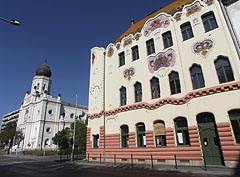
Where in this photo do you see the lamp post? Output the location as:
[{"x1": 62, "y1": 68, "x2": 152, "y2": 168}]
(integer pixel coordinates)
[
  {"x1": 0, "y1": 17, "x2": 20, "y2": 26},
  {"x1": 71, "y1": 94, "x2": 78, "y2": 162}
]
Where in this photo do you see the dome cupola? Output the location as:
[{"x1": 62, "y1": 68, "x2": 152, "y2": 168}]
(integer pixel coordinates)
[{"x1": 35, "y1": 60, "x2": 52, "y2": 78}]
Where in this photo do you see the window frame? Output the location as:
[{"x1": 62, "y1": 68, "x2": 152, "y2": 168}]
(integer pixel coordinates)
[
  {"x1": 150, "y1": 77, "x2": 160, "y2": 99},
  {"x1": 132, "y1": 45, "x2": 139, "y2": 61},
  {"x1": 181, "y1": 22, "x2": 194, "y2": 41},
  {"x1": 174, "y1": 117, "x2": 190, "y2": 146},
  {"x1": 162, "y1": 31, "x2": 173, "y2": 49},
  {"x1": 93, "y1": 134, "x2": 99, "y2": 149},
  {"x1": 136, "y1": 123, "x2": 146, "y2": 148},
  {"x1": 190, "y1": 64, "x2": 205, "y2": 90},
  {"x1": 169, "y1": 71, "x2": 181, "y2": 95},
  {"x1": 229, "y1": 110, "x2": 240, "y2": 144},
  {"x1": 120, "y1": 86, "x2": 127, "y2": 106},
  {"x1": 134, "y1": 82, "x2": 142, "y2": 102},
  {"x1": 214, "y1": 56, "x2": 234, "y2": 84},
  {"x1": 119, "y1": 52, "x2": 125, "y2": 67},
  {"x1": 146, "y1": 39, "x2": 155, "y2": 56},
  {"x1": 154, "y1": 121, "x2": 166, "y2": 147},
  {"x1": 121, "y1": 125, "x2": 129, "y2": 148},
  {"x1": 202, "y1": 11, "x2": 218, "y2": 32}
]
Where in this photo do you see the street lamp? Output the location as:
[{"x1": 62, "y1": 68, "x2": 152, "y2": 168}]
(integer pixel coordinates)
[
  {"x1": 71, "y1": 94, "x2": 78, "y2": 162},
  {"x1": 0, "y1": 17, "x2": 20, "y2": 26}
]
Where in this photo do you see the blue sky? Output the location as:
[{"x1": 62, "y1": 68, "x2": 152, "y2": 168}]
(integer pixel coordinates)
[{"x1": 0, "y1": 0, "x2": 175, "y2": 122}]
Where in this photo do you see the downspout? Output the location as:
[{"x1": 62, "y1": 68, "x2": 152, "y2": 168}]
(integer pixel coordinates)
[
  {"x1": 219, "y1": 0, "x2": 240, "y2": 59},
  {"x1": 103, "y1": 51, "x2": 106, "y2": 162}
]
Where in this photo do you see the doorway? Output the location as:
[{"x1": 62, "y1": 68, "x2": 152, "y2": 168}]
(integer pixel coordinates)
[{"x1": 197, "y1": 113, "x2": 224, "y2": 165}]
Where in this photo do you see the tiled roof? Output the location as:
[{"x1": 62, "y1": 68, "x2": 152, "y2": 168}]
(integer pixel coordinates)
[{"x1": 114, "y1": 0, "x2": 194, "y2": 44}]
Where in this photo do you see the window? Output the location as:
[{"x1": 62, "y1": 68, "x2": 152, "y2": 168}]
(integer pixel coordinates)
[
  {"x1": 44, "y1": 138, "x2": 50, "y2": 146},
  {"x1": 136, "y1": 123, "x2": 146, "y2": 147},
  {"x1": 134, "y1": 82, "x2": 142, "y2": 102},
  {"x1": 146, "y1": 39, "x2": 155, "y2": 55},
  {"x1": 46, "y1": 127, "x2": 51, "y2": 133},
  {"x1": 154, "y1": 121, "x2": 166, "y2": 147},
  {"x1": 132, "y1": 46, "x2": 139, "y2": 61},
  {"x1": 202, "y1": 12, "x2": 218, "y2": 32},
  {"x1": 150, "y1": 77, "x2": 160, "y2": 99},
  {"x1": 48, "y1": 109, "x2": 53, "y2": 115},
  {"x1": 70, "y1": 113, "x2": 74, "y2": 119},
  {"x1": 181, "y1": 22, "x2": 194, "y2": 41},
  {"x1": 229, "y1": 110, "x2": 240, "y2": 144},
  {"x1": 162, "y1": 31, "x2": 173, "y2": 48},
  {"x1": 93, "y1": 134, "x2": 99, "y2": 148},
  {"x1": 190, "y1": 65, "x2": 205, "y2": 89},
  {"x1": 174, "y1": 117, "x2": 190, "y2": 146},
  {"x1": 169, "y1": 71, "x2": 181, "y2": 95},
  {"x1": 121, "y1": 125, "x2": 129, "y2": 148},
  {"x1": 215, "y1": 56, "x2": 234, "y2": 83},
  {"x1": 119, "y1": 52, "x2": 125, "y2": 67},
  {"x1": 120, "y1": 86, "x2": 127, "y2": 106}
]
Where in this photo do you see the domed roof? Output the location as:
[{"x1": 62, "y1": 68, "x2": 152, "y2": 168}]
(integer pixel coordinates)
[{"x1": 35, "y1": 60, "x2": 52, "y2": 77}]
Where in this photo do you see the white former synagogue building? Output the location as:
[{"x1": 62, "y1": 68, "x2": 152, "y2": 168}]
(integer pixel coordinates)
[
  {"x1": 87, "y1": 0, "x2": 240, "y2": 167},
  {"x1": 2, "y1": 61, "x2": 88, "y2": 150}
]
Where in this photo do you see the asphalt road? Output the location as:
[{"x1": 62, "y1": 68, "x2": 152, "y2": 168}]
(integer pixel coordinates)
[{"x1": 0, "y1": 155, "x2": 237, "y2": 177}]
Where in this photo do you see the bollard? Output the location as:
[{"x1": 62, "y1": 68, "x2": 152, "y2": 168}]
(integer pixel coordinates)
[
  {"x1": 67, "y1": 154, "x2": 69, "y2": 161},
  {"x1": 60, "y1": 152, "x2": 62, "y2": 161},
  {"x1": 100, "y1": 153, "x2": 101, "y2": 164},
  {"x1": 114, "y1": 154, "x2": 116, "y2": 165},
  {"x1": 174, "y1": 154, "x2": 178, "y2": 169},
  {"x1": 131, "y1": 154, "x2": 133, "y2": 168},
  {"x1": 203, "y1": 155, "x2": 207, "y2": 171},
  {"x1": 151, "y1": 154, "x2": 154, "y2": 169},
  {"x1": 88, "y1": 153, "x2": 89, "y2": 163}
]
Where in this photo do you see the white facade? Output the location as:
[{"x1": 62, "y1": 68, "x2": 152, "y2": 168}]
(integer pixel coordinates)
[
  {"x1": 87, "y1": 0, "x2": 240, "y2": 167},
  {"x1": 12, "y1": 62, "x2": 88, "y2": 150}
]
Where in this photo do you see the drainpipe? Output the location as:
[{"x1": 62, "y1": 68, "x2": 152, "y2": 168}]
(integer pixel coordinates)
[
  {"x1": 103, "y1": 51, "x2": 106, "y2": 162},
  {"x1": 219, "y1": 0, "x2": 240, "y2": 59}
]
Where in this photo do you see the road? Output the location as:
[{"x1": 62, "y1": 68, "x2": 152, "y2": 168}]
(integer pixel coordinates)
[{"x1": 0, "y1": 155, "x2": 237, "y2": 177}]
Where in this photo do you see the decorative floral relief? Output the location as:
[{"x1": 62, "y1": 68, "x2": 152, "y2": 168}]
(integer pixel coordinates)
[
  {"x1": 192, "y1": 18, "x2": 201, "y2": 27},
  {"x1": 123, "y1": 36, "x2": 134, "y2": 47},
  {"x1": 174, "y1": 13, "x2": 182, "y2": 22},
  {"x1": 144, "y1": 14, "x2": 170, "y2": 37},
  {"x1": 148, "y1": 49, "x2": 176, "y2": 73},
  {"x1": 203, "y1": 0, "x2": 214, "y2": 6},
  {"x1": 107, "y1": 46, "x2": 114, "y2": 57},
  {"x1": 116, "y1": 43, "x2": 120, "y2": 50},
  {"x1": 193, "y1": 39, "x2": 213, "y2": 57},
  {"x1": 124, "y1": 67, "x2": 135, "y2": 80},
  {"x1": 134, "y1": 33, "x2": 142, "y2": 40},
  {"x1": 186, "y1": 2, "x2": 201, "y2": 17}
]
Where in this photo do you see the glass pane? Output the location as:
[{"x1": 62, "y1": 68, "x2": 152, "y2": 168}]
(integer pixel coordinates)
[
  {"x1": 176, "y1": 79, "x2": 181, "y2": 93},
  {"x1": 204, "y1": 21, "x2": 211, "y2": 32},
  {"x1": 217, "y1": 67, "x2": 226, "y2": 83},
  {"x1": 198, "y1": 73, "x2": 205, "y2": 88},
  {"x1": 231, "y1": 120, "x2": 240, "y2": 144},
  {"x1": 224, "y1": 66, "x2": 234, "y2": 82},
  {"x1": 182, "y1": 30, "x2": 188, "y2": 41}
]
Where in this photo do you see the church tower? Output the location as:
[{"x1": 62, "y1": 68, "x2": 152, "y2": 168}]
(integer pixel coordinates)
[{"x1": 30, "y1": 60, "x2": 52, "y2": 95}]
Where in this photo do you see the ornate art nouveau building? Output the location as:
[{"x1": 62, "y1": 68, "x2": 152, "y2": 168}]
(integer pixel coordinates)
[{"x1": 87, "y1": 0, "x2": 240, "y2": 167}]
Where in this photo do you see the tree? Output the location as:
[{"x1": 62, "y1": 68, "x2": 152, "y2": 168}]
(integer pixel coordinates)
[
  {"x1": 0, "y1": 121, "x2": 23, "y2": 154},
  {"x1": 52, "y1": 127, "x2": 71, "y2": 149},
  {"x1": 71, "y1": 120, "x2": 87, "y2": 152}
]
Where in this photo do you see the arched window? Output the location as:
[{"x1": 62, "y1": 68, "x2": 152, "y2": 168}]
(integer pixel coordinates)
[
  {"x1": 181, "y1": 22, "x2": 194, "y2": 41},
  {"x1": 121, "y1": 125, "x2": 129, "y2": 148},
  {"x1": 174, "y1": 117, "x2": 190, "y2": 146},
  {"x1": 136, "y1": 123, "x2": 146, "y2": 147},
  {"x1": 169, "y1": 71, "x2": 181, "y2": 95},
  {"x1": 134, "y1": 82, "x2": 142, "y2": 102},
  {"x1": 215, "y1": 56, "x2": 234, "y2": 83},
  {"x1": 201, "y1": 11, "x2": 218, "y2": 32},
  {"x1": 229, "y1": 110, "x2": 240, "y2": 144},
  {"x1": 151, "y1": 77, "x2": 160, "y2": 99},
  {"x1": 190, "y1": 64, "x2": 205, "y2": 89},
  {"x1": 120, "y1": 86, "x2": 127, "y2": 106},
  {"x1": 154, "y1": 121, "x2": 166, "y2": 147}
]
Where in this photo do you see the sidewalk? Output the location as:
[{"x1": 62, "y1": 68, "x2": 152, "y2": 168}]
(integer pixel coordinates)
[{"x1": 73, "y1": 159, "x2": 238, "y2": 177}]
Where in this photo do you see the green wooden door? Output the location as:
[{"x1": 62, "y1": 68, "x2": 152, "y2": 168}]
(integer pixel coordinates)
[{"x1": 197, "y1": 113, "x2": 223, "y2": 165}]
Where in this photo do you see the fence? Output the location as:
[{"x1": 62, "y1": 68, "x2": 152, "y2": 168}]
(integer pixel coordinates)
[{"x1": 84, "y1": 153, "x2": 239, "y2": 171}]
